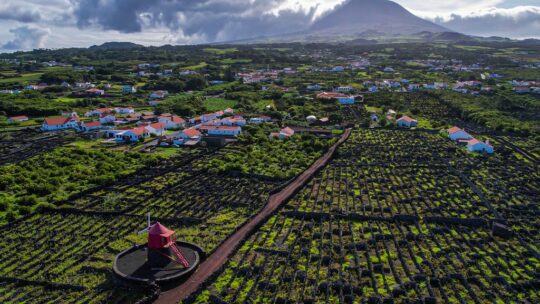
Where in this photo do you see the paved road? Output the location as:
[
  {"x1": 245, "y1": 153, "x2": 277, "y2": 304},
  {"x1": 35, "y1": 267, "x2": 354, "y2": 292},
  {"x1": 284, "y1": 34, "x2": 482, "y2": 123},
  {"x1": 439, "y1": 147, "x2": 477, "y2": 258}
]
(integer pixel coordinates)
[{"x1": 155, "y1": 128, "x2": 352, "y2": 304}]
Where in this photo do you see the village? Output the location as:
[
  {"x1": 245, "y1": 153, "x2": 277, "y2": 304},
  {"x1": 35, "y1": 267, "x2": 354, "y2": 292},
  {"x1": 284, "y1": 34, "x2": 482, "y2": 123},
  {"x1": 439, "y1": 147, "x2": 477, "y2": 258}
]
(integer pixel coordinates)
[{"x1": 0, "y1": 42, "x2": 537, "y2": 304}]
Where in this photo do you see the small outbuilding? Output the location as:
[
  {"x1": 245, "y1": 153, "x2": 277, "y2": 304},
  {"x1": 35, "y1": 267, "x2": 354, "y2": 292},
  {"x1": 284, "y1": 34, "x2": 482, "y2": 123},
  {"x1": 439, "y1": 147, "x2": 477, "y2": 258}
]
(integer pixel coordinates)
[{"x1": 396, "y1": 116, "x2": 418, "y2": 128}]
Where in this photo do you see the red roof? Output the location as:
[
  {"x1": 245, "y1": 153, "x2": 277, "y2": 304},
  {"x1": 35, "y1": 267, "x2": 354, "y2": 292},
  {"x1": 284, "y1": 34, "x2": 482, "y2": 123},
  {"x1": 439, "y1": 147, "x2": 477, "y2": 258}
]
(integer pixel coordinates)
[
  {"x1": 148, "y1": 122, "x2": 165, "y2": 129},
  {"x1": 397, "y1": 115, "x2": 417, "y2": 123},
  {"x1": 9, "y1": 116, "x2": 28, "y2": 121},
  {"x1": 148, "y1": 222, "x2": 175, "y2": 238},
  {"x1": 447, "y1": 126, "x2": 462, "y2": 134},
  {"x1": 466, "y1": 138, "x2": 492, "y2": 147},
  {"x1": 44, "y1": 116, "x2": 78, "y2": 126},
  {"x1": 281, "y1": 127, "x2": 295, "y2": 136},
  {"x1": 86, "y1": 88, "x2": 103, "y2": 93},
  {"x1": 84, "y1": 121, "x2": 101, "y2": 127},
  {"x1": 317, "y1": 92, "x2": 348, "y2": 99},
  {"x1": 182, "y1": 128, "x2": 201, "y2": 137},
  {"x1": 200, "y1": 125, "x2": 240, "y2": 131},
  {"x1": 130, "y1": 127, "x2": 147, "y2": 135}
]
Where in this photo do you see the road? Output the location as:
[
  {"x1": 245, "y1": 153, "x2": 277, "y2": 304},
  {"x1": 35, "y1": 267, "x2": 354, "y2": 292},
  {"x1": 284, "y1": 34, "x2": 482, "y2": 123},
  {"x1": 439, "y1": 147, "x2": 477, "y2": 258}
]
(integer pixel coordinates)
[{"x1": 154, "y1": 128, "x2": 352, "y2": 304}]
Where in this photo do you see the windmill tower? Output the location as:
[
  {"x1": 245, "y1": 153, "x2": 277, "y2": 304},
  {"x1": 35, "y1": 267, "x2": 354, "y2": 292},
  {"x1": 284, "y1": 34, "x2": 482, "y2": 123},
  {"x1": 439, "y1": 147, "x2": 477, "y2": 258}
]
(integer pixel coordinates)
[{"x1": 147, "y1": 222, "x2": 190, "y2": 268}]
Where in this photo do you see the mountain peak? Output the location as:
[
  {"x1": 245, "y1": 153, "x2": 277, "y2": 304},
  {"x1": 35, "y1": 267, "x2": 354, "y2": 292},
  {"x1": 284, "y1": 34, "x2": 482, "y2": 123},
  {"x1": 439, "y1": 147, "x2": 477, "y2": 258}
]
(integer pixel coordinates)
[{"x1": 310, "y1": 0, "x2": 448, "y2": 35}]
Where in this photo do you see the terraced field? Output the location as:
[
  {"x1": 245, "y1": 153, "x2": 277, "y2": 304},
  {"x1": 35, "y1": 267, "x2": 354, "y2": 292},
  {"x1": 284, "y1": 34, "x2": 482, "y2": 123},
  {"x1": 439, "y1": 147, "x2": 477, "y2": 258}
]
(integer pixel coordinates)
[{"x1": 191, "y1": 129, "x2": 540, "y2": 304}]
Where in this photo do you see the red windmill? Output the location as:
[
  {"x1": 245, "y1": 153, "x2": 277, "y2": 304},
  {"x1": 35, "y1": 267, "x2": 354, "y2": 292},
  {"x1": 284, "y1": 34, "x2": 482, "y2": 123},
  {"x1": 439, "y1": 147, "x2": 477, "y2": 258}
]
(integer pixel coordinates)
[{"x1": 147, "y1": 222, "x2": 190, "y2": 268}]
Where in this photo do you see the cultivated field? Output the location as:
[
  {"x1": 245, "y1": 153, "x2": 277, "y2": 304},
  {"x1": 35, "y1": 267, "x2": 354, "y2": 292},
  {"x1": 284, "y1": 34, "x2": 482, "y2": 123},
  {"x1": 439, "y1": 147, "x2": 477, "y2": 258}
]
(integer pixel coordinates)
[{"x1": 192, "y1": 129, "x2": 540, "y2": 304}]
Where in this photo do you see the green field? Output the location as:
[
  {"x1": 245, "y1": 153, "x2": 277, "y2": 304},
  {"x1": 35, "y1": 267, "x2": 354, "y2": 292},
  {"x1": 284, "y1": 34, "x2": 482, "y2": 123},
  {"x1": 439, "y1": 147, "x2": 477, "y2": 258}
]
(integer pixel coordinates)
[
  {"x1": 204, "y1": 98, "x2": 238, "y2": 111},
  {"x1": 0, "y1": 72, "x2": 43, "y2": 84},
  {"x1": 203, "y1": 48, "x2": 238, "y2": 55}
]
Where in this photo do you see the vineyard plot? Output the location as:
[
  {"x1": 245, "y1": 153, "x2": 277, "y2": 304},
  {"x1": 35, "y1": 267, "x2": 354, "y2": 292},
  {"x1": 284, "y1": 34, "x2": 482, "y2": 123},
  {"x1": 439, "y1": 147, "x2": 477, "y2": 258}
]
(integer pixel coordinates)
[
  {"x1": 0, "y1": 145, "x2": 282, "y2": 303},
  {"x1": 193, "y1": 129, "x2": 540, "y2": 304}
]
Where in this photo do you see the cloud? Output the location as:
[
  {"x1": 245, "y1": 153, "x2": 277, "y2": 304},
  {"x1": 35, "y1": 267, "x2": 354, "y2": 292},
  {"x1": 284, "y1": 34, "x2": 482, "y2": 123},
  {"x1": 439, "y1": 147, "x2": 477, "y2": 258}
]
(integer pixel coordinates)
[
  {"x1": 0, "y1": 4, "x2": 42, "y2": 23},
  {"x1": 70, "y1": 0, "x2": 315, "y2": 42},
  {"x1": 2, "y1": 26, "x2": 50, "y2": 50},
  {"x1": 431, "y1": 6, "x2": 540, "y2": 38}
]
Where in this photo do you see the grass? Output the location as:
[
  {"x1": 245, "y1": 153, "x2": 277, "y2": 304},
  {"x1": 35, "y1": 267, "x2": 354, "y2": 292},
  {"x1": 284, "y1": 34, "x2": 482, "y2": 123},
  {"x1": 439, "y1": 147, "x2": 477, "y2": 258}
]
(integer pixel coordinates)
[
  {"x1": 204, "y1": 98, "x2": 237, "y2": 112},
  {"x1": 203, "y1": 48, "x2": 238, "y2": 55},
  {"x1": 183, "y1": 62, "x2": 208, "y2": 70},
  {"x1": 0, "y1": 72, "x2": 43, "y2": 84},
  {"x1": 220, "y1": 58, "x2": 252, "y2": 65},
  {"x1": 254, "y1": 99, "x2": 274, "y2": 111}
]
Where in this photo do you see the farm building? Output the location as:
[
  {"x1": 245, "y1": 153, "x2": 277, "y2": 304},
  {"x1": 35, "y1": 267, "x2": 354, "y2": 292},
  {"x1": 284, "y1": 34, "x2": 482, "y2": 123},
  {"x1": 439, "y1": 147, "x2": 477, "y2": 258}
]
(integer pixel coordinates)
[
  {"x1": 396, "y1": 116, "x2": 418, "y2": 128},
  {"x1": 7, "y1": 116, "x2": 29, "y2": 123},
  {"x1": 447, "y1": 127, "x2": 472, "y2": 141},
  {"x1": 200, "y1": 125, "x2": 242, "y2": 137},
  {"x1": 41, "y1": 116, "x2": 80, "y2": 131},
  {"x1": 159, "y1": 115, "x2": 186, "y2": 129},
  {"x1": 467, "y1": 139, "x2": 494, "y2": 154},
  {"x1": 115, "y1": 127, "x2": 149, "y2": 142}
]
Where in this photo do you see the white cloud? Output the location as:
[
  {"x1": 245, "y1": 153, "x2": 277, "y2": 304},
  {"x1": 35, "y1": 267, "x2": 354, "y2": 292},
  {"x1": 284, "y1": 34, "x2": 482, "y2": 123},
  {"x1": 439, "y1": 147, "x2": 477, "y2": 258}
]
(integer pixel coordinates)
[
  {"x1": 430, "y1": 6, "x2": 540, "y2": 38},
  {"x1": 2, "y1": 25, "x2": 50, "y2": 50}
]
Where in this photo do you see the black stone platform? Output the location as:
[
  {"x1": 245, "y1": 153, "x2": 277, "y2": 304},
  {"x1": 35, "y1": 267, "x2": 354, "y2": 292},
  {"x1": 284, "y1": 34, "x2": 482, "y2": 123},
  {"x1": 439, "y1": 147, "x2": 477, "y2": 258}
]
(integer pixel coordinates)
[{"x1": 113, "y1": 241, "x2": 203, "y2": 285}]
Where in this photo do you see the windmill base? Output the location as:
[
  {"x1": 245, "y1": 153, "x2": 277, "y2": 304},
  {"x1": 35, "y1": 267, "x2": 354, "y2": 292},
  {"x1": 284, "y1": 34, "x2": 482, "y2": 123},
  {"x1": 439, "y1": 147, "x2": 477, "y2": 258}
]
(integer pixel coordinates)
[{"x1": 113, "y1": 241, "x2": 204, "y2": 286}]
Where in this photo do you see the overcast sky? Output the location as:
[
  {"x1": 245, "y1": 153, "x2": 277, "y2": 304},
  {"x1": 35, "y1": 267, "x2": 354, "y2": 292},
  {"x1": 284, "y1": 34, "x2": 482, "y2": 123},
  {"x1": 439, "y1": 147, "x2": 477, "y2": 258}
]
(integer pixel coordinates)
[{"x1": 0, "y1": 0, "x2": 538, "y2": 52}]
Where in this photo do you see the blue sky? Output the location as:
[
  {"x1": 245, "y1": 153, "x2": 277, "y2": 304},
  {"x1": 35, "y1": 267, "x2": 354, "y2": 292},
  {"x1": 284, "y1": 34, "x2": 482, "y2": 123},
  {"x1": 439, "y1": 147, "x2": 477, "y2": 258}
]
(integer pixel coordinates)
[{"x1": 0, "y1": 0, "x2": 538, "y2": 52}]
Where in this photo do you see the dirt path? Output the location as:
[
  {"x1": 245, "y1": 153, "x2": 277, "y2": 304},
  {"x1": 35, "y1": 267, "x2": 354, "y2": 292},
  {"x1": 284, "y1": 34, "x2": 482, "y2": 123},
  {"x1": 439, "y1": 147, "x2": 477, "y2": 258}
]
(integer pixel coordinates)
[{"x1": 155, "y1": 128, "x2": 352, "y2": 304}]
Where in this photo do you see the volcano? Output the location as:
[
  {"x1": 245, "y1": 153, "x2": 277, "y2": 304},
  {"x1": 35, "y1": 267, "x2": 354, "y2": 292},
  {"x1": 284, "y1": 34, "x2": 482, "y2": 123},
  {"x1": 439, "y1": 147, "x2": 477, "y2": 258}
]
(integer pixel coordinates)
[{"x1": 309, "y1": 0, "x2": 449, "y2": 36}]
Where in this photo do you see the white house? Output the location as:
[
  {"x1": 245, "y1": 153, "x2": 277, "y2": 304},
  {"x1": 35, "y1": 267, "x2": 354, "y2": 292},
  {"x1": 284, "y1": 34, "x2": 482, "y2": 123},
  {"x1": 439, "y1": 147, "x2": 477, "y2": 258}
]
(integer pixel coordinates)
[
  {"x1": 335, "y1": 86, "x2": 353, "y2": 93},
  {"x1": 114, "y1": 107, "x2": 135, "y2": 114},
  {"x1": 41, "y1": 116, "x2": 80, "y2": 131},
  {"x1": 201, "y1": 113, "x2": 218, "y2": 123},
  {"x1": 317, "y1": 92, "x2": 355, "y2": 105},
  {"x1": 467, "y1": 139, "x2": 494, "y2": 154},
  {"x1": 221, "y1": 117, "x2": 246, "y2": 126},
  {"x1": 173, "y1": 128, "x2": 202, "y2": 145},
  {"x1": 145, "y1": 122, "x2": 166, "y2": 136},
  {"x1": 200, "y1": 125, "x2": 242, "y2": 137},
  {"x1": 85, "y1": 108, "x2": 112, "y2": 117},
  {"x1": 159, "y1": 115, "x2": 186, "y2": 129},
  {"x1": 270, "y1": 127, "x2": 295, "y2": 139},
  {"x1": 99, "y1": 115, "x2": 116, "y2": 124},
  {"x1": 115, "y1": 127, "x2": 149, "y2": 142},
  {"x1": 85, "y1": 88, "x2": 105, "y2": 96},
  {"x1": 122, "y1": 85, "x2": 136, "y2": 94},
  {"x1": 249, "y1": 116, "x2": 272, "y2": 124},
  {"x1": 80, "y1": 121, "x2": 102, "y2": 132},
  {"x1": 75, "y1": 82, "x2": 95, "y2": 89},
  {"x1": 447, "y1": 127, "x2": 472, "y2": 141},
  {"x1": 396, "y1": 116, "x2": 418, "y2": 128},
  {"x1": 149, "y1": 90, "x2": 168, "y2": 99}
]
